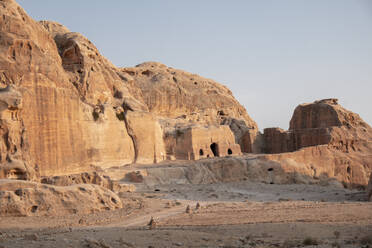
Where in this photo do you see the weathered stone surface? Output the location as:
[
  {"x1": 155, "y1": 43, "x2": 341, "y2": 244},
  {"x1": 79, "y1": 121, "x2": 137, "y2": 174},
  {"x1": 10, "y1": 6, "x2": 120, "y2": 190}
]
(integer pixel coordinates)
[
  {"x1": 120, "y1": 62, "x2": 260, "y2": 152},
  {"x1": 164, "y1": 125, "x2": 241, "y2": 160},
  {"x1": 120, "y1": 62, "x2": 255, "y2": 126},
  {"x1": 0, "y1": 84, "x2": 36, "y2": 180},
  {"x1": 263, "y1": 127, "x2": 332, "y2": 154},
  {"x1": 264, "y1": 99, "x2": 372, "y2": 154},
  {"x1": 141, "y1": 156, "x2": 343, "y2": 187},
  {"x1": 289, "y1": 98, "x2": 367, "y2": 130},
  {"x1": 125, "y1": 170, "x2": 148, "y2": 183},
  {"x1": 0, "y1": 1, "x2": 257, "y2": 179},
  {"x1": 263, "y1": 145, "x2": 370, "y2": 188},
  {"x1": 2, "y1": 1, "x2": 370, "y2": 194},
  {"x1": 221, "y1": 117, "x2": 262, "y2": 153},
  {"x1": 263, "y1": 99, "x2": 372, "y2": 187},
  {"x1": 368, "y1": 172, "x2": 372, "y2": 201},
  {"x1": 0, "y1": 179, "x2": 122, "y2": 216},
  {"x1": 124, "y1": 111, "x2": 166, "y2": 164},
  {"x1": 41, "y1": 171, "x2": 118, "y2": 191},
  {"x1": 0, "y1": 0, "x2": 137, "y2": 177},
  {"x1": 41, "y1": 171, "x2": 136, "y2": 193},
  {"x1": 0, "y1": 159, "x2": 37, "y2": 181}
]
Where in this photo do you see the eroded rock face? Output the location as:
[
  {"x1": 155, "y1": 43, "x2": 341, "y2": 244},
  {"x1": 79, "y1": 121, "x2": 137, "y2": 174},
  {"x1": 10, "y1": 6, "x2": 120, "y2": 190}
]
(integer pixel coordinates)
[
  {"x1": 0, "y1": 179, "x2": 122, "y2": 216},
  {"x1": 0, "y1": 0, "x2": 136, "y2": 177},
  {"x1": 41, "y1": 171, "x2": 117, "y2": 191},
  {"x1": 141, "y1": 156, "x2": 344, "y2": 187},
  {"x1": 120, "y1": 62, "x2": 260, "y2": 152},
  {"x1": 289, "y1": 98, "x2": 367, "y2": 130},
  {"x1": 124, "y1": 111, "x2": 166, "y2": 164},
  {"x1": 368, "y1": 173, "x2": 372, "y2": 201},
  {"x1": 0, "y1": 0, "x2": 258, "y2": 179},
  {"x1": 41, "y1": 171, "x2": 136, "y2": 193},
  {"x1": 164, "y1": 125, "x2": 241, "y2": 160},
  {"x1": 263, "y1": 99, "x2": 372, "y2": 187},
  {"x1": 264, "y1": 99, "x2": 372, "y2": 154}
]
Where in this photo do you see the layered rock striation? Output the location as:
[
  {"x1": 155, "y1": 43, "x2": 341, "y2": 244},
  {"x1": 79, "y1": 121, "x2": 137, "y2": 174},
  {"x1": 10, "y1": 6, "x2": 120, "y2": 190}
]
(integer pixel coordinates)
[
  {"x1": 0, "y1": 0, "x2": 371, "y2": 193},
  {"x1": 0, "y1": 0, "x2": 255, "y2": 179},
  {"x1": 263, "y1": 99, "x2": 372, "y2": 187},
  {"x1": 0, "y1": 179, "x2": 122, "y2": 216}
]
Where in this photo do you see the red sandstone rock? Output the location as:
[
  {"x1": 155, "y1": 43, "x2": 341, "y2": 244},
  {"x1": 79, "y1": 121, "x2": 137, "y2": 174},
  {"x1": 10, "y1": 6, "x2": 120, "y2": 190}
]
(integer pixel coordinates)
[
  {"x1": 263, "y1": 99, "x2": 372, "y2": 187},
  {"x1": 264, "y1": 99, "x2": 372, "y2": 154},
  {"x1": 164, "y1": 125, "x2": 241, "y2": 160},
  {"x1": 0, "y1": 1, "x2": 257, "y2": 178},
  {"x1": 0, "y1": 179, "x2": 122, "y2": 216},
  {"x1": 368, "y1": 173, "x2": 372, "y2": 201}
]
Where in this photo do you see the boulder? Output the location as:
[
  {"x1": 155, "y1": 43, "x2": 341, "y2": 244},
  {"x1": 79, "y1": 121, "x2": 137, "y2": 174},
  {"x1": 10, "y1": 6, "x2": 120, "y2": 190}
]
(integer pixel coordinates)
[
  {"x1": 41, "y1": 171, "x2": 118, "y2": 191},
  {"x1": 41, "y1": 171, "x2": 136, "y2": 193},
  {"x1": 0, "y1": 179, "x2": 122, "y2": 216}
]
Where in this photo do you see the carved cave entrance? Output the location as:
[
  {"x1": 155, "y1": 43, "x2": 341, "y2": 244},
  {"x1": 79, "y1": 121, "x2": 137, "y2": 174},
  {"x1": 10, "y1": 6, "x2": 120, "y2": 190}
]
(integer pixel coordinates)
[
  {"x1": 228, "y1": 148, "x2": 232, "y2": 155},
  {"x1": 210, "y1": 143, "x2": 219, "y2": 157},
  {"x1": 199, "y1": 149, "x2": 204, "y2": 156}
]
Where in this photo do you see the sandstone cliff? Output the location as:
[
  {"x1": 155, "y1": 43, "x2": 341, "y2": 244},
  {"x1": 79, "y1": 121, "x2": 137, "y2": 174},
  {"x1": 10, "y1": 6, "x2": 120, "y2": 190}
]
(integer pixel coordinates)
[
  {"x1": 0, "y1": 0, "x2": 256, "y2": 178},
  {"x1": 263, "y1": 99, "x2": 372, "y2": 187},
  {"x1": 119, "y1": 62, "x2": 259, "y2": 153}
]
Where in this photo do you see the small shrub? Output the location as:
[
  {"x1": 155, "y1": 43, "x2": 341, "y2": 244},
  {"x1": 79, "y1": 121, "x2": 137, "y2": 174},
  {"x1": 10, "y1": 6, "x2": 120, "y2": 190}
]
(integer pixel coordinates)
[
  {"x1": 360, "y1": 235, "x2": 372, "y2": 245},
  {"x1": 331, "y1": 241, "x2": 341, "y2": 248},
  {"x1": 333, "y1": 230, "x2": 340, "y2": 239},
  {"x1": 282, "y1": 239, "x2": 299, "y2": 248},
  {"x1": 303, "y1": 237, "x2": 318, "y2": 246}
]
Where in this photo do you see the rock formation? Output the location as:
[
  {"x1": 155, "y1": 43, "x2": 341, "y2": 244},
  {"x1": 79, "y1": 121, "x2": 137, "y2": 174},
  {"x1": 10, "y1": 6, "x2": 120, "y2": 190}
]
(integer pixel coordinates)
[
  {"x1": 368, "y1": 172, "x2": 372, "y2": 201},
  {"x1": 0, "y1": 179, "x2": 122, "y2": 216},
  {"x1": 140, "y1": 156, "x2": 344, "y2": 187},
  {"x1": 0, "y1": 0, "x2": 371, "y2": 220},
  {"x1": 164, "y1": 125, "x2": 241, "y2": 160},
  {"x1": 0, "y1": 0, "x2": 256, "y2": 179},
  {"x1": 41, "y1": 171, "x2": 117, "y2": 191},
  {"x1": 263, "y1": 99, "x2": 372, "y2": 187},
  {"x1": 119, "y1": 62, "x2": 260, "y2": 153}
]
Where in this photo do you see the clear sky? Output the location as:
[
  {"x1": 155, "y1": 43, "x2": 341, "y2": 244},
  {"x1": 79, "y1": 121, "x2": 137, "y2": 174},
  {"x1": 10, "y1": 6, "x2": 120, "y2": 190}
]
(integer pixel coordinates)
[{"x1": 17, "y1": 0, "x2": 372, "y2": 130}]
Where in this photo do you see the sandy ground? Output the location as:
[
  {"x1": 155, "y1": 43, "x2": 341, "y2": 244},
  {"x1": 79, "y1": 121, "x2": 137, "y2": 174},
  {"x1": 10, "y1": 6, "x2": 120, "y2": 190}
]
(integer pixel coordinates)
[{"x1": 0, "y1": 181, "x2": 371, "y2": 247}]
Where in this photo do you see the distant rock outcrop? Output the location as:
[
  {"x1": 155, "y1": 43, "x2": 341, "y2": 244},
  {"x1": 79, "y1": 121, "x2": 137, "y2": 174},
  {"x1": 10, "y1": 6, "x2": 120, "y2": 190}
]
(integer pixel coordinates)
[
  {"x1": 263, "y1": 99, "x2": 372, "y2": 187},
  {"x1": 264, "y1": 98, "x2": 371, "y2": 154}
]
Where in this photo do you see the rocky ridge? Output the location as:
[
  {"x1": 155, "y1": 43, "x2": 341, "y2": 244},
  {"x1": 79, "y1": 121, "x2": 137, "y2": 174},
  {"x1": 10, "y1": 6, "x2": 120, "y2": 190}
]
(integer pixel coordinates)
[
  {"x1": 263, "y1": 98, "x2": 372, "y2": 187},
  {"x1": 0, "y1": 0, "x2": 259, "y2": 180},
  {"x1": 0, "y1": 0, "x2": 371, "y2": 218},
  {"x1": 0, "y1": 179, "x2": 122, "y2": 216}
]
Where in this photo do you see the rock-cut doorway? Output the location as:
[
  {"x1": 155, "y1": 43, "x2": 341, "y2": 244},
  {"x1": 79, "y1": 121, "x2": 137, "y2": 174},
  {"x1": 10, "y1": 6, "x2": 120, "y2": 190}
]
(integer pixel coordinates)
[{"x1": 210, "y1": 143, "x2": 219, "y2": 157}]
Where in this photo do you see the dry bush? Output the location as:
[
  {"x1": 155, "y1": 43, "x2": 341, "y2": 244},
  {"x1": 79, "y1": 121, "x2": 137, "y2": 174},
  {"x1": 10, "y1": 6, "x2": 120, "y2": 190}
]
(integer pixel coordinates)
[{"x1": 302, "y1": 237, "x2": 319, "y2": 246}]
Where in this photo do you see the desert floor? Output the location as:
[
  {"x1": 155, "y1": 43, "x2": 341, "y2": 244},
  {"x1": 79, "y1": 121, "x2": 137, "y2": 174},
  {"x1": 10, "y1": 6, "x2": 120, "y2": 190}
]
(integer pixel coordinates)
[{"x1": 0, "y1": 179, "x2": 371, "y2": 248}]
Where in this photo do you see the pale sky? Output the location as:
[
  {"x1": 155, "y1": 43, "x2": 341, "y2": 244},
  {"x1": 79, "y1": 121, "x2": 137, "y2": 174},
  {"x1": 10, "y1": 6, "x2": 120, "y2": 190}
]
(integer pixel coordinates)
[{"x1": 18, "y1": 0, "x2": 372, "y2": 130}]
